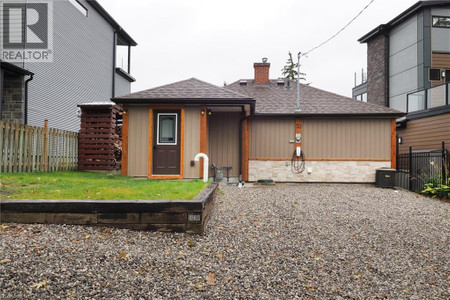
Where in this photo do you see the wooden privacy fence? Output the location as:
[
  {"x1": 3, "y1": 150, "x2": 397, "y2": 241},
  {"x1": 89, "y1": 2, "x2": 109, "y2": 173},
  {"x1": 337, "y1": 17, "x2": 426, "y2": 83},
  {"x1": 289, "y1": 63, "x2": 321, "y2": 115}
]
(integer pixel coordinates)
[{"x1": 0, "y1": 120, "x2": 78, "y2": 173}]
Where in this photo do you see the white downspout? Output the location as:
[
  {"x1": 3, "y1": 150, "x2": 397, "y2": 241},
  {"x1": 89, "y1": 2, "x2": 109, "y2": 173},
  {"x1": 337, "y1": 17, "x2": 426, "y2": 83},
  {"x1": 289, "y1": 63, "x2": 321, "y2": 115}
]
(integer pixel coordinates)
[{"x1": 194, "y1": 153, "x2": 209, "y2": 183}]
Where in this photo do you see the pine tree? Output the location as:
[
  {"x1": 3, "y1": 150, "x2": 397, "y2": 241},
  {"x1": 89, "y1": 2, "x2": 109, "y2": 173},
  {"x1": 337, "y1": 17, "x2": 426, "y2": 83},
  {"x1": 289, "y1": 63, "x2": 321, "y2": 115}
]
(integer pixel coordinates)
[{"x1": 281, "y1": 52, "x2": 306, "y2": 81}]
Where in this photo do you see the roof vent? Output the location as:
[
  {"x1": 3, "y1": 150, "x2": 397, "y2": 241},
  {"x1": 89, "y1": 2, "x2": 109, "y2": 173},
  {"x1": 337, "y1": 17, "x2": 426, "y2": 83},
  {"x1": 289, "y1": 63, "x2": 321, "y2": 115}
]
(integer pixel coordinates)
[
  {"x1": 239, "y1": 80, "x2": 247, "y2": 86},
  {"x1": 285, "y1": 80, "x2": 292, "y2": 90},
  {"x1": 277, "y1": 79, "x2": 285, "y2": 86}
]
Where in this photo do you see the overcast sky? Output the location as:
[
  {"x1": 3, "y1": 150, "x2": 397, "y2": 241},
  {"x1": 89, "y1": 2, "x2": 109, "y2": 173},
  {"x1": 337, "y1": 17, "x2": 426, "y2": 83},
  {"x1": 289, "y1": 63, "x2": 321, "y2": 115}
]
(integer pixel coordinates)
[{"x1": 98, "y1": 0, "x2": 419, "y2": 97}]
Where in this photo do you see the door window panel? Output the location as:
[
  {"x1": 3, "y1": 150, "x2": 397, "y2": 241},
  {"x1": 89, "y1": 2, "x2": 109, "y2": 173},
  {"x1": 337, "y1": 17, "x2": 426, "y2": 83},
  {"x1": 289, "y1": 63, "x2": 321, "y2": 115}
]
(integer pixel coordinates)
[{"x1": 157, "y1": 113, "x2": 177, "y2": 145}]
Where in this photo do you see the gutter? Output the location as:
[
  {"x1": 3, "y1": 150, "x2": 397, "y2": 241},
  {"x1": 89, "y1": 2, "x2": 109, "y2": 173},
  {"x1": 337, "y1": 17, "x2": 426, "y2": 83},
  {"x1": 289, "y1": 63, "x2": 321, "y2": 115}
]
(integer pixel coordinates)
[
  {"x1": 24, "y1": 74, "x2": 34, "y2": 124},
  {"x1": 249, "y1": 112, "x2": 407, "y2": 118},
  {"x1": 112, "y1": 31, "x2": 117, "y2": 98}
]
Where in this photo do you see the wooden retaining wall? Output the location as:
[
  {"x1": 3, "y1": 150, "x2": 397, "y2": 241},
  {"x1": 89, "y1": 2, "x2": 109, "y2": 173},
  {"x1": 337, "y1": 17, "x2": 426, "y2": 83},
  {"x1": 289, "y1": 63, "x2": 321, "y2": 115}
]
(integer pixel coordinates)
[
  {"x1": 0, "y1": 121, "x2": 78, "y2": 173},
  {"x1": 1, "y1": 183, "x2": 218, "y2": 234}
]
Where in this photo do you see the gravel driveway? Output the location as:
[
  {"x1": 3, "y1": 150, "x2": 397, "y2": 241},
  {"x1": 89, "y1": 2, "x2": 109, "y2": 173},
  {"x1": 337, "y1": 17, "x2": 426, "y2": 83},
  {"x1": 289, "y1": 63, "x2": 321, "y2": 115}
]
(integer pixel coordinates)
[{"x1": 1, "y1": 184, "x2": 449, "y2": 299}]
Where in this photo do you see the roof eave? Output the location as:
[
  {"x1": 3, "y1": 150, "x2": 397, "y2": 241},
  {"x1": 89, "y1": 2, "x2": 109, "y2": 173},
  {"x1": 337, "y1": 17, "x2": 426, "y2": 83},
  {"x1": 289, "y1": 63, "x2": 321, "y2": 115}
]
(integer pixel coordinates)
[
  {"x1": 0, "y1": 61, "x2": 34, "y2": 75},
  {"x1": 358, "y1": 25, "x2": 387, "y2": 43},
  {"x1": 252, "y1": 112, "x2": 406, "y2": 118},
  {"x1": 87, "y1": 0, "x2": 137, "y2": 46},
  {"x1": 112, "y1": 97, "x2": 256, "y2": 111},
  {"x1": 359, "y1": 1, "x2": 450, "y2": 43}
]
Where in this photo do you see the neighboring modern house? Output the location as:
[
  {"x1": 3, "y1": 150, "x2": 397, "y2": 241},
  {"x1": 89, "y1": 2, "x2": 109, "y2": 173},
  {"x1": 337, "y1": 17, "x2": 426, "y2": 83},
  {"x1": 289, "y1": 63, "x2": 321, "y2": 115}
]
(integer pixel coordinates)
[
  {"x1": 113, "y1": 60, "x2": 404, "y2": 183},
  {"x1": 0, "y1": 0, "x2": 136, "y2": 131},
  {"x1": 352, "y1": 0, "x2": 450, "y2": 154}
]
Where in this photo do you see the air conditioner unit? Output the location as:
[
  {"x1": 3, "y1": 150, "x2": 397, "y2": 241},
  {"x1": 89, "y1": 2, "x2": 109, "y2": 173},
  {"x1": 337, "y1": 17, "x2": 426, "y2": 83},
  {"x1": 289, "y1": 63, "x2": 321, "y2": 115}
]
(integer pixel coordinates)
[{"x1": 375, "y1": 168, "x2": 396, "y2": 188}]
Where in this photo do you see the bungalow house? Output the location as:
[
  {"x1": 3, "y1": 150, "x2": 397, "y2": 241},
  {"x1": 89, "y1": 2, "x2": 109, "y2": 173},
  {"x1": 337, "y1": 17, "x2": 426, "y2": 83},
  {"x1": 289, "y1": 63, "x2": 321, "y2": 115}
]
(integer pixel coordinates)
[{"x1": 113, "y1": 60, "x2": 404, "y2": 183}]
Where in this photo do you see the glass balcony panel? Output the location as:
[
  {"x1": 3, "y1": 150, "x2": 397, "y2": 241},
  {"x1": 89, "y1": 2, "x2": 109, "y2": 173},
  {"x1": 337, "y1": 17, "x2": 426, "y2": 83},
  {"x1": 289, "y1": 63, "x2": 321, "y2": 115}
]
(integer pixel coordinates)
[
  {"x1": 408, "y1": 91, "x2": 426, "y2": 112},
  {"x1": 427, "y1": 84, "x2": 446, "y2": 109}
]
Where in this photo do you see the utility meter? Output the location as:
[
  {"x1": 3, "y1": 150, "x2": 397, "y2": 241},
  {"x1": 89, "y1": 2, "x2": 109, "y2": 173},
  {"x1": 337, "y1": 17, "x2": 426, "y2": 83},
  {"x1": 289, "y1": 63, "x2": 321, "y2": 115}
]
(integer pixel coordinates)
[{"x1": 295, "y1": 133, "x2": 301, "y2": 143}]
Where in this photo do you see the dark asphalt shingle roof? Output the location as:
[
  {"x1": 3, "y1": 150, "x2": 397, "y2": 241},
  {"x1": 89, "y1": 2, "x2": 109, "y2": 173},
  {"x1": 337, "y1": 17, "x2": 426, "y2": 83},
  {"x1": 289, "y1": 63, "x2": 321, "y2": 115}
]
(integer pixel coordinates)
[
  {"x1": 225, "y1": 79, "x2": 403, "y2": 116},
  {"x1": 114, "y1": 77, "x2": 403, "y2": 117},
  {"x1": 115, "y1": 78, "x2": 252, "y2": 100}
]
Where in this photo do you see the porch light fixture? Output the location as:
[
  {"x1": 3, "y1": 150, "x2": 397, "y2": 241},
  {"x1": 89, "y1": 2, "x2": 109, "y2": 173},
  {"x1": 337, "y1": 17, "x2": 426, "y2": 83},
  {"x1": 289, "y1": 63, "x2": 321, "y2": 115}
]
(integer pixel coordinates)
[
  {"x1": 207, "y1": 109, "x2": 212, "y2": 116},
  {"x1": 398, "y1": 137, "x2": 403, "y2": 144},
  {"x1": 201, "y1": 109, "x2": 205, "y2": 115}
]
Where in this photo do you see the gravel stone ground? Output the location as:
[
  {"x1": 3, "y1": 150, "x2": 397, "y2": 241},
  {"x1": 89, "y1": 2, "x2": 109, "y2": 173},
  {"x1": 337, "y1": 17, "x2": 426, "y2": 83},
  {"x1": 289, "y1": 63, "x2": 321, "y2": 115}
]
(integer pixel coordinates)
[{"x1": 1, "y1": 184, "x2": 449, "y2": 299}]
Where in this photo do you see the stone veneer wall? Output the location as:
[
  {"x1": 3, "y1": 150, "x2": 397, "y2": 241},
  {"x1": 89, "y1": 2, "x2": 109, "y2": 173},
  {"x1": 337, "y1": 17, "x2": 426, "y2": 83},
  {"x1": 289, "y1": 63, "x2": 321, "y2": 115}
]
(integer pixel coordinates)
[
  {"x1": 249, "y1": 160, "x2": 391, "y2": 183},
  {"x1": 367, "y1": 34, "x2": 389, "y2": 107},
  {"x1": 1, "y1": 74, "x2": 24, "y2": 123}
]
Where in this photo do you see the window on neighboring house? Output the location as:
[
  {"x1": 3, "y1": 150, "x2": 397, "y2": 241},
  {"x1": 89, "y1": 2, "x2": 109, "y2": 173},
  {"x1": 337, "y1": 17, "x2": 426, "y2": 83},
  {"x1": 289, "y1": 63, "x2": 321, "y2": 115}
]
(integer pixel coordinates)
[
  {"x1": 69, "y1": 0, "x2": 88, "y2": 17},
  {"x1": 355, "y1": 93, "x2": 367, "y2": 102},
  {"x1": 361, "y1": 93, "x2": 367, "y2": 102},
  {"x1": 432, "y1": 16, "x2": 450, "y2": 28},
  {"x1": 446, "y1": 70, "x2": 450, "y2": 83},
  {"x1": 429, "y1": 68, "x2": 441, "y2": 81}
]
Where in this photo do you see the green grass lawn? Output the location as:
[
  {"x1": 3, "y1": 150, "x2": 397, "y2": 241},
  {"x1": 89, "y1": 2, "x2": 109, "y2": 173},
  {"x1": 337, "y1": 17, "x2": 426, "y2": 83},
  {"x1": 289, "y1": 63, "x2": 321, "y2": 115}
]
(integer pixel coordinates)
[{"x1": 0, "y1": 171, "x2": 209, "y2": 200}]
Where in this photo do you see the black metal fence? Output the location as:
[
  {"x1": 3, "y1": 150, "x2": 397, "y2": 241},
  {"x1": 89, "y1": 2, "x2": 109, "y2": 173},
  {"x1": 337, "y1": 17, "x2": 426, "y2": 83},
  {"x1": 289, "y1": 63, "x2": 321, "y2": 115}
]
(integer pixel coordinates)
[{"x1": 396, "y1": 141, "x2": 448, "y2": 192}]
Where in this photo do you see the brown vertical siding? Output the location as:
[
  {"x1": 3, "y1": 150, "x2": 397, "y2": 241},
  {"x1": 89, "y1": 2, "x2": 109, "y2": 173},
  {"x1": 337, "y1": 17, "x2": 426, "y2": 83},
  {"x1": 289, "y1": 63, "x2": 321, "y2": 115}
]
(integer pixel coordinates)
[
  {"x1": 249, "y1": 118, "x2": 295, "y2": 159},
  {"x1": 398, "y1": 114, "x2": 450, "y2": 154},
  {"x1": 183, "y1": 106, "x2": 201, "y2": 178},
  {"x1": 431, "y1": 53, "x2": 450, "y2": 87},
  {"x1": 127, "y1": 106, "x2": 149, "y2": 177},
  {"x1": 302, "y1": 119, "x2": 391, "y2": 159},
  {"x1": 208, "y1": 112, "x2": 240, "y2": 177}
]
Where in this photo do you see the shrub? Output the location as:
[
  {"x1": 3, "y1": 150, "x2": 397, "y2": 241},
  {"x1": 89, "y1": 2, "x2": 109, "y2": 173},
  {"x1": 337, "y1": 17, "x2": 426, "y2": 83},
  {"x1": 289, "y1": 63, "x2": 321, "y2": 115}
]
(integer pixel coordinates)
[{"x1": 421, "y1": 183, "x2": 450, "y2": 199}]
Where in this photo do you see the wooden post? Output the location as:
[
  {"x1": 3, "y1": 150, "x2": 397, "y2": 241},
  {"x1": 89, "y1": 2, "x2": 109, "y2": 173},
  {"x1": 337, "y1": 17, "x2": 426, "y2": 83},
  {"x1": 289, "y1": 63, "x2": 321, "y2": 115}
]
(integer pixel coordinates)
[
  {"x1": 242, "y1": 118, "x2": 249, "y2": 181},
  {"x1": 43, "y1": 119, "x2": 48, "y2": 172},
  {"x1": 390, "y1": 119, "x2": 396, "y2": 169},
  {"x1": 148, "y1": 108, "x2": 153, "y2": 177},
  {"x1": 180, "y1": 108, "x2": 185, "y2": 179},
  {"x1": 121, "y1": 108, "x2": 129, "y2": 176},
  {"x1": 4, "y1": 122, "x2": 10, "y2": 173},
  {"x1": 295, "y1": 117, "x2": 302, "y2": 152},
  {"x1": 199, "y1": 106, "x2": 207, "y2": 179},
  {"x1": 18, "y1": 124, "x2": 24, "y2": 173}
]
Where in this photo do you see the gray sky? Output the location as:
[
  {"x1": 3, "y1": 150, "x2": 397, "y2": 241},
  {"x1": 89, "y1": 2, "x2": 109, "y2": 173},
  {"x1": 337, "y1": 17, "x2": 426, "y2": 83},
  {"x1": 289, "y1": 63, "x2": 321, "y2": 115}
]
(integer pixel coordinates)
[{"x1": 99, "y1": 0, "x2": 418, "y2": 97}]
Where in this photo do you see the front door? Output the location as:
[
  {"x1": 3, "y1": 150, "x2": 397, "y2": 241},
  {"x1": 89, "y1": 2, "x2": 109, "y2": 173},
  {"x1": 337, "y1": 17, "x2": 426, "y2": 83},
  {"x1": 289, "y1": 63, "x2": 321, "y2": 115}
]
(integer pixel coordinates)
[{"x1": 153, "y1": 110, "x2": 181, "y2": 175}]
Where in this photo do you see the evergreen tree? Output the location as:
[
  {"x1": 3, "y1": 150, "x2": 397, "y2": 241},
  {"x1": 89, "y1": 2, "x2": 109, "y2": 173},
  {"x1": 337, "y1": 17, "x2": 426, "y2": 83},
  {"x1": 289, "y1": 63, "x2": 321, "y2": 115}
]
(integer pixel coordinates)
[{"x1": 281, "y1": 52, "x2": 306, "y2": 81}]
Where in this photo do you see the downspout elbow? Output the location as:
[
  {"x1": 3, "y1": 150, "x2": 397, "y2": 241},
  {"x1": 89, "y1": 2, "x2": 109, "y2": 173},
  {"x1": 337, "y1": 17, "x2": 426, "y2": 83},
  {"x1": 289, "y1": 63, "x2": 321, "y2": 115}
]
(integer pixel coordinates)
[{"x1": 24, "y1": 74, "x2": 34, "y2": 124}]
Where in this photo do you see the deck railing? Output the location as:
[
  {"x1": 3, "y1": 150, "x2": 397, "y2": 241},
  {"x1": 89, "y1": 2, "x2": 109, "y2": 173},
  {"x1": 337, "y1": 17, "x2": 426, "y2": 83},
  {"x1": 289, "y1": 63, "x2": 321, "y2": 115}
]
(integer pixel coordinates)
[
  {"x1": 407, "y1": 82, "x2": 449, "y2": 113},
  {"x1": 0, "y1": 120, "x2": 78, "y2": 173}
]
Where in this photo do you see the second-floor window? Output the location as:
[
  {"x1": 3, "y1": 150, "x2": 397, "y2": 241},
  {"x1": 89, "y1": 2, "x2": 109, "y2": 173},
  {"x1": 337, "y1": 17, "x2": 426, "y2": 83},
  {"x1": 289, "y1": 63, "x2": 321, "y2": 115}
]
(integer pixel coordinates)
[
  {"x1": 432, "y1": 16, "x2": 450, "y2": 28},
  {"x1": 355, "y1": 93, "x2": 367, "y2": 102}
]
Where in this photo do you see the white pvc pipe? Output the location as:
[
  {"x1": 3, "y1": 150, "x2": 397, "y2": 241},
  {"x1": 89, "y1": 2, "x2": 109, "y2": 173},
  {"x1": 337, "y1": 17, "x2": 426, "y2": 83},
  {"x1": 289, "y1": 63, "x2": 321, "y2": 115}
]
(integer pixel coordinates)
[{"x1": 194, "y1": 153, "x2": 209, "y2": 182}]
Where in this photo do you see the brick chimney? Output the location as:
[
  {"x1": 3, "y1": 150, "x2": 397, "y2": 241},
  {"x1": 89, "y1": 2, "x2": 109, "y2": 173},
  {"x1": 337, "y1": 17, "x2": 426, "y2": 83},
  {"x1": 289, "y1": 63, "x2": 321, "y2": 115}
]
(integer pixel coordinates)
[{"x1": 254, "y1": 58, "x2": 270, "y2": 83}]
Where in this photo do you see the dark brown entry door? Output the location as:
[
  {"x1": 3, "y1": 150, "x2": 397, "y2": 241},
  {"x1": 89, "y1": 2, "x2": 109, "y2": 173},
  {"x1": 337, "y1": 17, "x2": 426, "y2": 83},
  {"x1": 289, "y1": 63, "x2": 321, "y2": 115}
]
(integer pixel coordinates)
[{"x1": 153, "y1": 110, "x2": 181, "y2": 175}]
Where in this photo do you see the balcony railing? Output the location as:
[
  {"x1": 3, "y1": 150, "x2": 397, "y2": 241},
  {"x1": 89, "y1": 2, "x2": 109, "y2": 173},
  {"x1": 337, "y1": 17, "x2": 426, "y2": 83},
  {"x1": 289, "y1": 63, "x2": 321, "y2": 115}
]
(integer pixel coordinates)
[{"x1": 407, "y1": 83, "x2": 449, "y2": 113}]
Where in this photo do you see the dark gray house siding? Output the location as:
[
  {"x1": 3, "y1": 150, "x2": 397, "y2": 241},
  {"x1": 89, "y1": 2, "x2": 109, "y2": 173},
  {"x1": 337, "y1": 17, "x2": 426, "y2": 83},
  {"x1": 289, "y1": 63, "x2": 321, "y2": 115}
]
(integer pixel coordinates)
[{"x1": 355, "y1": 1, "x2": 450, "y2": 112}]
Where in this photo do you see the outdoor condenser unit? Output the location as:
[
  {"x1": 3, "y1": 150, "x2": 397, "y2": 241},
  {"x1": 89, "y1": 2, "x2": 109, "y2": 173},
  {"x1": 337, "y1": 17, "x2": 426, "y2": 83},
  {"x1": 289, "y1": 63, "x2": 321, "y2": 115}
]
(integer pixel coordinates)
[{"x1": 375, "y1": 168, "x2": 396, "y2": 188}]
